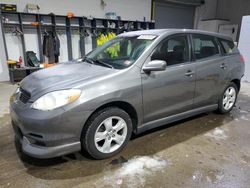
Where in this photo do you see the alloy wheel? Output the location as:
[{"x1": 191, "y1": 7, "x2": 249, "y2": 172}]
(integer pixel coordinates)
[
  {"x1": 94, "y1": 116, "x2": 128, "y2": 153},
  {"x1": 222, "y1": 86, "x2": 236, "y2": 110}
]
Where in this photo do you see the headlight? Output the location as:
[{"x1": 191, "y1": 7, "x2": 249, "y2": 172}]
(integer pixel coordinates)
[{"x1": 31, "y1": 89, "x2": 81, "y2": 111}]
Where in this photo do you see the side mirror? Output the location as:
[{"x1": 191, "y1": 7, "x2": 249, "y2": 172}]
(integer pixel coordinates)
[{"x1": 142, "y1": 60, "x2": 167, "y2": 73}]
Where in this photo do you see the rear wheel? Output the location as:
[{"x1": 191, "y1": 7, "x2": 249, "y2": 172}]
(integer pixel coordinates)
[
  {"x1": 81, "y1": 107, "x2": 132, "y2": 159},
  {"x1": 218, "y1": 83, "x2": 238, "y2": 114}
]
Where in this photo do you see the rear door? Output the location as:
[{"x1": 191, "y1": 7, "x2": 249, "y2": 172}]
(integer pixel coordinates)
[
  {"x1": 142, "y1": 34, "x2": 196, "y2": 123},
  {"x1": 191, "y1": 34, "x2": 228, "y2": 108}
]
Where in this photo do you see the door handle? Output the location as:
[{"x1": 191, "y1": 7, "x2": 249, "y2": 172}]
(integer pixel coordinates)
[
  {"x1": 185, "y1": 70, "x2": 194, "y2": 77},
  {"x1": 220, "y1": 63, "x2": 227, "y2": 69}
]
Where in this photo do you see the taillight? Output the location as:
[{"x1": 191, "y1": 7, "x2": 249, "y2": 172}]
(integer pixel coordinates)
[{"x1": 240, "y1": 54, "x2": 245, "y2": 63}]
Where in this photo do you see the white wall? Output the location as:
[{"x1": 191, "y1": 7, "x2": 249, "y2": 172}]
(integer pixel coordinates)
[
  {"x1": 238, "y1": 16, "x2": 250, "y2": 82},
  {"x1": 0, "y1": 0, "x2": 151, "y2": 21},
  {"x1": 0, "y1": 0, "x2": 151, "y2": 81},
  {"x1": 0, "y1": 23, "x2": 10, "y2": 81}
]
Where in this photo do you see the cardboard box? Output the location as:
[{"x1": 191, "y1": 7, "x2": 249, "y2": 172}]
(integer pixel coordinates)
[{"x1": 24, "y1": 4, "x2": 40, "y2": 13}]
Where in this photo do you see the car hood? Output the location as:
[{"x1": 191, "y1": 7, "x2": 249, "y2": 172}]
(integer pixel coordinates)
[{"x1": 20, "y1": 61, "x2": 117, "y2": 97}]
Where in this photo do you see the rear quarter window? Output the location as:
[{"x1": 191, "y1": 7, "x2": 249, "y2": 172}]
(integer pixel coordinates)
[{"x1": 219, "y1": 38, "x2": 238, "y2": 55}]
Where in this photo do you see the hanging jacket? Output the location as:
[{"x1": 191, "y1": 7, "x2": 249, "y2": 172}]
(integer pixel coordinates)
[
  {"x1": 54, "y1": 34, "x2": 60, "y2": 56},
  {"x1": 43, "y1": 31, "x2": 60, "y2": 57},
  {"x1": 43, "y1": 31, "x2": 55, "y2": 58}
]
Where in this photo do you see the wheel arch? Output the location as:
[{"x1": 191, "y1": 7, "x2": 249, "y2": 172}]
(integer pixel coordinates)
[
  {"x1": 84, "y1": 101, "x2": 139, "y2": 134},
  {"x1": 231, "y1": 79, "x2": 241, "y2": 92}
]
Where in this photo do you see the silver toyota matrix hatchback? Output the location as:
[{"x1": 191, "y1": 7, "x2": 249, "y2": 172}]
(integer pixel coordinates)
[{"x1": 10, "y1": 29, "x2": 245, "y2": 159}]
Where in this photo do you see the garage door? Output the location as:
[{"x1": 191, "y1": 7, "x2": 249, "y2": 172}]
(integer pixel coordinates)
[{"x1": 155, "y1": 1, "x2": 196, "y2": 29}]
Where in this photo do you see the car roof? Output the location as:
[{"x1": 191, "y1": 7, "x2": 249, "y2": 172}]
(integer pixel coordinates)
[{"x1": 119, "y1": 29, "x2": 233, "y2": 41}]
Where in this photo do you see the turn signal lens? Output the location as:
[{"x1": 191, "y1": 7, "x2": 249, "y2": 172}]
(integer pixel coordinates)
[{"x1": 240, "y1": 54, "x2": 245, "y2": 63}]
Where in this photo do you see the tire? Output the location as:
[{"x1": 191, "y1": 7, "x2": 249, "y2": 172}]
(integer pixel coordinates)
[
  {"x1": 81, "y1": 107, "x2": 132, "y2": 159},
  {"x1": 217, "y1": 82, "x2": 238, "y2": 114}
]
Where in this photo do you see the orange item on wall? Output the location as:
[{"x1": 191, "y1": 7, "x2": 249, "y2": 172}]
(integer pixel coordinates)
[
  {"x1": 43, "y1": 63, "x2": 56, "y2": 68},
  {"x1": 67, "y1": 12, "x2": 75, "y2": 18},
  {"x1": 31, "y1": 22, "x2": 39, "y2": 26}
]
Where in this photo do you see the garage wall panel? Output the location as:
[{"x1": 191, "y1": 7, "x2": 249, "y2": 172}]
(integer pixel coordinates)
[
  {"x1": 194, "y1": 0, "x2": 250, "y2": 41},
  {"x1": 217, "y1": 0, "x2": 250, "y2": 24},
  {"x1": 155, "y1": 1, "x2": 195, "y2": 29},
  {"x1": 194, "y1": 0, "x2": 218, "y2": 29}
]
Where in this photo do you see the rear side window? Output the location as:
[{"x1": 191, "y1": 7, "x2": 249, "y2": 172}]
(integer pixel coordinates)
[
  {"x1": 192, "y1": 34, "x2": 219, "y2": 60},
  {"x1": 219, "y1": 39, "x2": 238, "y2": 54}
]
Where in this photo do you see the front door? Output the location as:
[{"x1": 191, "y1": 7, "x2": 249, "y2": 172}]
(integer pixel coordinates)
[{"x1": 142, "y1": 34, "x2": 196, "y2": 124}]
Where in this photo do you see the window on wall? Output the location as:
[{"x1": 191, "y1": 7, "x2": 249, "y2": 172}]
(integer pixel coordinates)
[
  {"x1": 151, "y1": 35, "x2": 189, "y2": 66},
  {"x1": 192, "y1": 34, "x2": 219, "y2": 60},
  {"x1": 219, "y1": 39, "x2": 237, "y2": 55}
]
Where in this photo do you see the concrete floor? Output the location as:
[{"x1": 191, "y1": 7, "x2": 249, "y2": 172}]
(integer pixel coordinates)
[{"x1": 0, "y1": 82, "x2": 250, "y2": 188}]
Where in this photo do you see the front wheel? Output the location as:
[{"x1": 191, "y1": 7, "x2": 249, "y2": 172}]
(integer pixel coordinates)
[
  {"x1": 217, "y1": 83, "x2": 238, "y2": 114},
  {"x1": 81, "y1": 107, "x2": 132, "y2": 159}
]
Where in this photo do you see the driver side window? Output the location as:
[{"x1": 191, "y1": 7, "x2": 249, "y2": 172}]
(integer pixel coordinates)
[{"x1": 151, "y1": 35, "x2": 189, "y2": 66}]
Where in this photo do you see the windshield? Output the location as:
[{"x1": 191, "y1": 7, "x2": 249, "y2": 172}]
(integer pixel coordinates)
[{"x1": 85, "y1": 35, "x2": 156, "y2": 69}]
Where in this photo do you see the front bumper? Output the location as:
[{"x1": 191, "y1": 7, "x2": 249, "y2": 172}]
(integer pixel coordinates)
[
  {"x1": 10, "y1": 98, "x2": 91, "y2": 159},
  {"x1": 17, "y1": 135, "x2": 81, "y2": 159}
]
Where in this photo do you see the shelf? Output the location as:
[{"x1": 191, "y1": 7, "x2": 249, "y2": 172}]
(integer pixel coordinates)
[
  {"x1": 55, "y1": 25, "x2": 67, "y2": 28},
  {"x1": 3, "y1": 22, "x2": 20, "y2": 26},
  {"x1": 1, "y1": 10, "x2": 154, "y2": 24},
  {"x1": 41, "y1": 24, "x2": 54, "y2": 27},
  {"x1": 22, "y1": 24, "x2": 39, "y2": 27},
  {"x1": 80, "y1": 26, "x2": 91, "y2": 29}
]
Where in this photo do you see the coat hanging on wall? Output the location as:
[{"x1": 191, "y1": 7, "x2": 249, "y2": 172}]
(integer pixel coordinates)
[{"x1": 43, "y1": 31, "x2": 60, "y2": 64}]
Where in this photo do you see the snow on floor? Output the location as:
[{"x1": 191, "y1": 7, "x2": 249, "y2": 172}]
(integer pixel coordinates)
[
  {"x1": 0, "y1": 108, "x2": 9, "y2": 118},
  {"x1": 204, "y1": 127, "x2": 228, "y2": 141},
  {"x1": 240, "y1": 82, "x2": 250, "y2": 97},
  {"x1": 230, "y1": 107, "x2": 250, "y2": 122},
  {"x1": 240, "y1": 115, "x2": 249, "y2": 121},
  {"x1": 0, "y1": 95, "x2": 10, "y2": 118},
  {"x1": 95, "y1": 156, "x2": 168, "y2": 188},
  {"x1": 192, "y1": 169, "x2": 224, "y2": 184},
  {"x1": 0, "y1": 83, "x2": 17, "y2": 118}
]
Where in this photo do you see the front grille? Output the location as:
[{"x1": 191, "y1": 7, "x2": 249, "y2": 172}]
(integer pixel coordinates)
[
  {"x1": 19, "y1": 88, "x2": 31, "y2": 103},
  {"x1": 28, "y1": 133, "x2": 43, "y2": 139}
]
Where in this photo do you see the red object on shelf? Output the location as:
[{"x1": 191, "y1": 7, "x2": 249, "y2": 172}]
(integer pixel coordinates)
[{"x1": 18, "y1": 56, "x2": 22, "y2": 67}]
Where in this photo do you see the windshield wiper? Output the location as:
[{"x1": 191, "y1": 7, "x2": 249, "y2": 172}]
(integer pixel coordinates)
[
  {"x1": 82, "y1": 57, "x2": 94, "y2": 64},
  {"x1": 82, "y1": 56, "x2": 113, "y2": 69},
  {"x1": 93, "y1": 59, "x2": 114, "y2": 69},
  {"x1": 82, "y1": 57, "x2": 113, "y2": 68}
]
